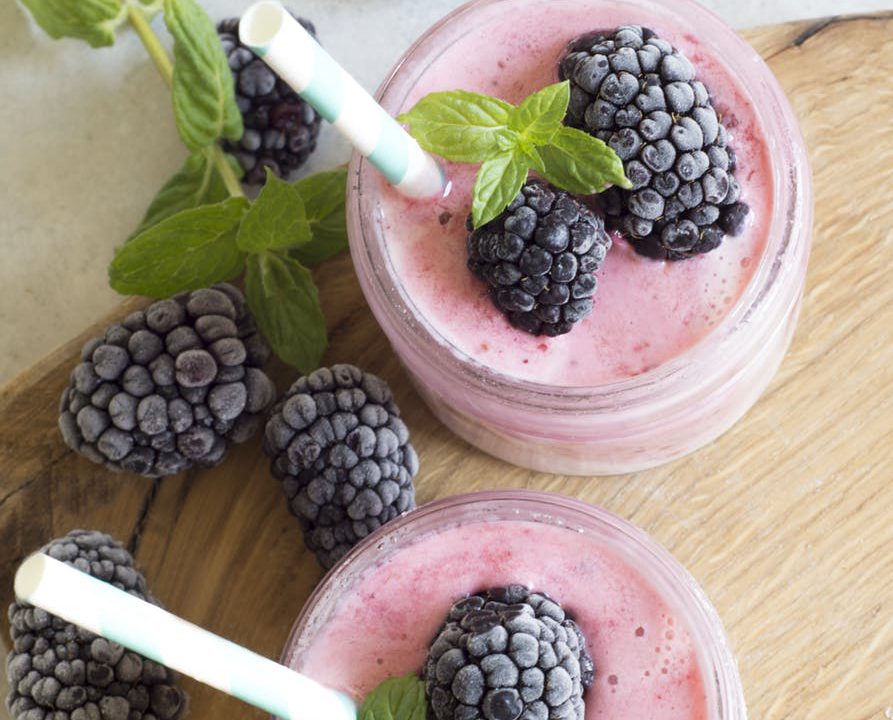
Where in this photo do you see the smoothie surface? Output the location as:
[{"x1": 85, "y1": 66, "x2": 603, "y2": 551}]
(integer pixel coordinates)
[
  {"x1": 292, "y1": 520, "x2": 709, "y2": 719},
  {"x1": 376, "y1": 0, "x2": 772, "y2": 386}
]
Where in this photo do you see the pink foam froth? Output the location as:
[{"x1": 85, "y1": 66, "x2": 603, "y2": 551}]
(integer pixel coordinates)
[
  {"x1": 376, "y1": 0, "x2": 773, "y2": 386},
  {"x1": 292, "y1": 520, "x2": 708, "y2": 719}
]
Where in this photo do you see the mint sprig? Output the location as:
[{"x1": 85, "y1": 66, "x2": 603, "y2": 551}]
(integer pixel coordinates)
[
  {"x1": 20, "y1": 0, "x2": 126, "y2": 48},
  {"x1": 110, "y1": 197, "x2": 248, "y2": 297},
  {"x1": 20, "y1": 0, "x2": 352, "y2": 373},
  {"x1": 291, "y1": 169, "x2": 351, "y2": 266},
  {"x1": 129, "y1": 150, "x2": 235, "y2": 238},
  {"x1": 163, "y1": 0, "x2": 243, "y2": 150},
  {"x1": 472, "y1": 149, "x2": 529, "y2": 233},
  {"x1": 539, "y1": 127, "x2": 625, "y2": 195},
  {"x1": 110, "y1": 167, "x2": 347, "y2": 372},
  {"x1": 511, "y1": 80, "x2": 570, "y2": 145},
  {"x1": 358, "y1": 675, "x2": 427, "y2": 720},
  {"x1": 245, "y1": 252, "x2": 327, "y2": 373},
  {"x1": 399, "y1": 80, "x2": 631, "y2": 227},
  {"x1": 396, "y1": 91, "x2": 515, "y2": 164},
  {"x1": 236, "y1": 171, "x2": 312, "y2": 253}
]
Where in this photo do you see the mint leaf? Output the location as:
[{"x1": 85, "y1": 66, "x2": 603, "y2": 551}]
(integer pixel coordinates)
[
  {"x1": 539, "y1": 126, "x2": 632, "y2": 194},
  {"x1": 398, "y1": 91, "x2": 516, "y2": 163},
  {"x1": 21, "y1": 0, "x2": 124, "y2": 47},
  {"x1": 130, "y1": 150, "x2": 233, "y2": 239},
  {"x1": 237, "y1": 170, "x2": 311, "y2": 253},
  {"x1": 399, "y1": 84, "x2": 629, "y2": 228},
  {"x1": 245, "y1": 252, "x2": 326, "y2": 372},
  {"x1": 511, "y1": 81, "x2": 570, "y2": 145},
  {"x1": 290, "y1": 168, "x2": 349, "y2": 266},
  {"x1": 109, "y1": 197, "x2": 248, "y2": 297},
  {"x1": 521, "y1": 145, "x2": 546, "y2": 175},
  {"x1": 359, "y1": 675, "x2": 427, "y2": 720},
  {"x1": 164, "y1": 0, "x2": 243, "y2": 150},
  {"x1": 472, "y1": 150, "x2": 528, "y2": 228}
]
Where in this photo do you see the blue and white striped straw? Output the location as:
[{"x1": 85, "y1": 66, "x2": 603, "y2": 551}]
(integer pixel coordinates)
[
  {"x1": 14, "y1": 554, "x2": 356, "y2": 720},
  {"x1": 239, "y1": 1, "x2": 446, "y2": 199}
]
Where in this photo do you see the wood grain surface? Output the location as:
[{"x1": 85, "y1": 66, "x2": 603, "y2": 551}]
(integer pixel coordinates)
[{"x1": 2, "y1": 14, "x2": 892, "y2": 720}]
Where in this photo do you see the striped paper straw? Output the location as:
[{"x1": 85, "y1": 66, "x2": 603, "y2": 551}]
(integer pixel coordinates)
[
  {"x1": 15, "y1": 554, "x2": 356, "y2": 720},
  {"x1": 239, "y1": 1, "x2": 446, "y2": 199}
]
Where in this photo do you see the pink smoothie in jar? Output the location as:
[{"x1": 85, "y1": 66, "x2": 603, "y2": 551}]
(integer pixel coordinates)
[
  {"x1": 282, "y1": 491, "x2": 746, "y2": 719},
  {"x1": 377, "y1": 4, "x2": 771, "y2": 386},
  {"x1": 348, "y1": 0, "x2": 812, "y2": 474}
]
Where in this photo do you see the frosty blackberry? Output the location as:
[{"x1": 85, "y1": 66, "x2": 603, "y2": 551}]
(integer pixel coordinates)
[
  {"x1": 264, "y1": 365, "x2": 418, "y2": 569},
  {"x1": 560, "y1": 25, "x2": 750, "y2": 259},
  {"x1": 218, "y1": 14, "x2": 322, "y2": 184},
  {"x1": 425, "y1": 585, "x2": 594, "y2": 720},
  {"x1": 466, "y1": 181, "x2": 612, "y2": 337},
  {"x1": 6, "y1": 531, "x2": 186, "y2": 720},
  {"x1": 58, "y1": 284, "x2": 276, "y2": 477}
]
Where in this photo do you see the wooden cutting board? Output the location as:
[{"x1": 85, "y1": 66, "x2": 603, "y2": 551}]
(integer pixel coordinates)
[{"x1": 2, "y1": 13, "x2": 892, "y2": 719}]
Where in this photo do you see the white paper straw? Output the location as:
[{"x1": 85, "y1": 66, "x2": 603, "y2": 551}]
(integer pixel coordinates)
[
  {"x1": 239, "y1": 0, "x2": 446, "y2": 199},
  {"x1": 15, "y1": 554, "x2": 356, "y2": 720}
]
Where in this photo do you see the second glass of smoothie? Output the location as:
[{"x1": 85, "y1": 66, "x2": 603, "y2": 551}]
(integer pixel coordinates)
[
  {"x1": 348, "y1": 0, "x2": 812, "y2": 474},
  {"x1": 283, "y1": 490, "x2": 746, "y2": 719}
]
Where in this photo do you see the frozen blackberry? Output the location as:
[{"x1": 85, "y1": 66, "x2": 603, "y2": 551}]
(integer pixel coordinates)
[
  {"x1": 218, "y1": 14, "x2": 322, "y2": 184},
  {"x1": 560, "y1": 25, "x2": 750, "y2": 260},
  {"x1": 425, "y1": 585, "x2": 594, "y2": 720},
  {"x1": 6, "y1": 530, "x2": 187, "y2": 720},
  {"x1": 58, "y1": 284, "x2": 276, "y2": 478},
  {"x1": 263, "y1": 365, "x2": 418, "y2": 569},
  {"x1": 467, "y1": 181, "x2": 612, "y2": 337}
]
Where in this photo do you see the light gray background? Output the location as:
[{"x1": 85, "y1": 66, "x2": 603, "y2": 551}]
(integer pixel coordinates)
[{"x1": 1, "y1": 0, "x2": 892, "y2": 711}]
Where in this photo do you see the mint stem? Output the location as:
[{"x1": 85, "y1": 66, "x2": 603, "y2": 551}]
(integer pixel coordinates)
[
  {"x1": 126, "y1": 5, "x2": 172, "y2": 87},
  {"x1": 126, "y1": 4, "x2": 245, "y2": 198},
  {"x1": 209, "y1": 145, "x2": 244, "y2": 197}
]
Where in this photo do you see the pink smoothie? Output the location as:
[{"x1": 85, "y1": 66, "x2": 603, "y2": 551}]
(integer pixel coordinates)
[
  {"x1": 292, "y1": 520, "x2": 707, "y2": 719},
  {"x1": 378, "y1": 0, "x2": 773, "y2": 386}
]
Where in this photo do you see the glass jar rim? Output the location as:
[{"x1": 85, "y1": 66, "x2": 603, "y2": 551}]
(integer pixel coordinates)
[
  {"x1": 349, "y1": 0, "x2": 812, "y2": 412},
  {"x1": 282, "y1": 489, "x2": 746, "y2": 719}
]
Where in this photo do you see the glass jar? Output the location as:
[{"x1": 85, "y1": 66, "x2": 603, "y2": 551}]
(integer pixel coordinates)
[
  {"x1": 282, "y1": 490, "x2": 747, "y2": 719},
  {"x1": 347, "y1": 0, "x2": 812, "y2": 475}
]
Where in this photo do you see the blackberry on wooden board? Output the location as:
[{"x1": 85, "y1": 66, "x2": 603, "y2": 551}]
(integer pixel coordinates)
[
  {"x1": 58, "y1": 284, "x2": 276, "y2": 478},
  {"x1": 264, "y1": 365, "x2": 418, "y2": 569},
  {"x1": 6, "y1": 530, "x2": 187, "y2": 720}
]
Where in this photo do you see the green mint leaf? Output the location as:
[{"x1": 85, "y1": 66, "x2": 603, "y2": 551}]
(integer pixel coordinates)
[
  {"x1": 109, "y1": 197, "x2": 248, "y2": 297},
  {"x1": 539, "y1": 126, "x2": 632, "y2": 194},
  {"x1": 164, "y1": 0, "x2": 243, "y2": 150},
  {"x1": 129, "y1": 150, "x2": 232, "y2": 239},
  {"x1": 245, "y1": 252, "x2": 326, "y2": 372},
  {"x1": 237, "y1": 170, "x2": 312, "y2": 253},
  {"x1": 397, "y1": 91, "x2": 516, "y2": 163},
  {"x1": 522, "y1": 146, "x2": 546, "y2": 175},
  {"x1": 510, "y1": 80, "x2": 570, "y2": 145},
  {"x1": 399, "y1": 84, "x2": 629, "y2": 228},
  {"x1": 290, "y1": 168, "x2": 349, "y2": 266},
  {"x1": 20, "y1": 0, "x2": 124, "y2": 48},
  {"x1": 358, "y1": 675, "x2": 427, "y2": 720},
  {"x1": 472, "y1": 150, "x2": 529, "y2": 228}
]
